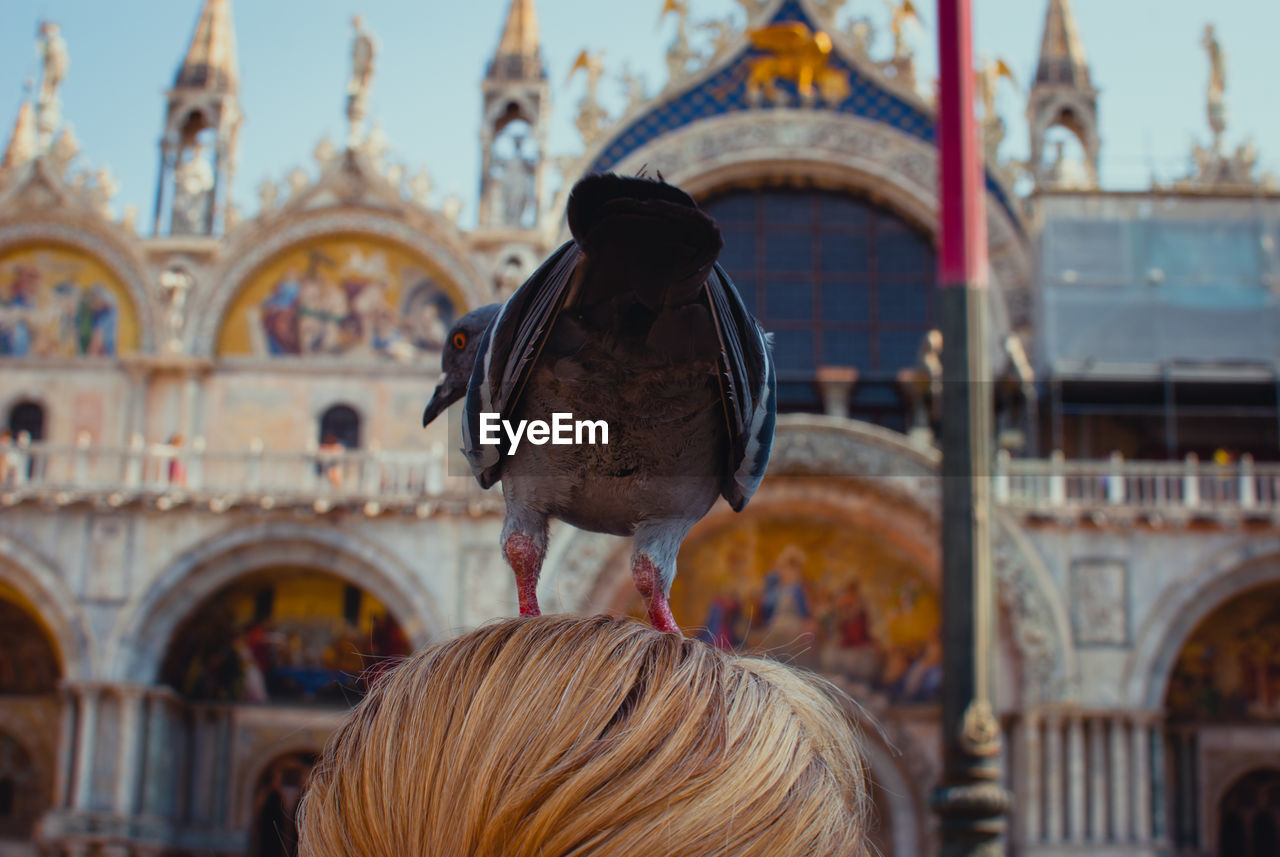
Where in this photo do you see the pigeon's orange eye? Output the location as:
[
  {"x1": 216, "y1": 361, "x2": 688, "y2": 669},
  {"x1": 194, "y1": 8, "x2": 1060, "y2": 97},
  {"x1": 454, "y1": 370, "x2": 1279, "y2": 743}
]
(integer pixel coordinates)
[{"x1": 452, "y1": 332, "x2": 467, "y2": 350}]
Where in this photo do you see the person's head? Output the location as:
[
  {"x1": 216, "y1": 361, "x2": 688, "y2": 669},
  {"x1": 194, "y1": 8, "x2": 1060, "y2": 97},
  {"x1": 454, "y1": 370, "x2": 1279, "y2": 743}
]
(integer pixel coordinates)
[{"x1": 299, "y1": 614, "x2": 872, "y2": 857}]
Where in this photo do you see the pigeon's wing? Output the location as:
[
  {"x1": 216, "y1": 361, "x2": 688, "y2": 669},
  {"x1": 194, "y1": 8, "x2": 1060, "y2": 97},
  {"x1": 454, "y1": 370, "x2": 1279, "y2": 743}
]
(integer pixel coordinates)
[
  {"x1": 704, "y1": 262, "x2": 776, "y2": 511},
  {"x1": 461, "y1": 240, "x2": 582, "y2": 488}
]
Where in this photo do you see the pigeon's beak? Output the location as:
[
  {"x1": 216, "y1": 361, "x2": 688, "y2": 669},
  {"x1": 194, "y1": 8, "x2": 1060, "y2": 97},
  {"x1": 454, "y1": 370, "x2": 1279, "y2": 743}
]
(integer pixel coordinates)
[{"x1": 422, "y1": 377, "x2": 465, "y2": 428}]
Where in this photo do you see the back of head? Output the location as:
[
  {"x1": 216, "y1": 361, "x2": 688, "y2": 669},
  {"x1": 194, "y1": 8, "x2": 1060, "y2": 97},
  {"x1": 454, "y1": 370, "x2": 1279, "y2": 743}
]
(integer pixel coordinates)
[{"x1": 299, "y1": 614, "x2": 871, "y2": 857}]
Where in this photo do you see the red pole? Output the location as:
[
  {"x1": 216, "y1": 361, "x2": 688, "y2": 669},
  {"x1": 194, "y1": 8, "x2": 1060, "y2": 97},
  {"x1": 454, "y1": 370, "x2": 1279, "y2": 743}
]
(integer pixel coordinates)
[
  {"x1": 932, "y1": 2, "x2": 1008, "y2": 855},
  {"x1": 936, "y1": 0, "x2": 989, "y2": 290}
]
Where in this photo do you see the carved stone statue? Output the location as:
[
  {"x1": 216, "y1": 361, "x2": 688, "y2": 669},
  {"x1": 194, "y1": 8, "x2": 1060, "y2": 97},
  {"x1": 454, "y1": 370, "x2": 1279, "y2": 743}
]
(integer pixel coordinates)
[
  {"x1": 492, "y1": 133, "x2": 537, "y2": 227},
  {"x1": 159, "y1": 268, "x2": 194, "y2": 354},
  {"x1": 661, "y1": 0, "x2": 697, "y2": 87},
  {"x1": 618, "y1": 64, "x2": 648, "y2": 112},
  {"x1": 976, "y1": 58, "x2": 1015, "y2": 162},
  {"x1": 36, "y1": 21, "x2": 69, "y2": 150},
  {"x1": 1202, "y1": 24, "x2": 1226, "y2": 150},
  {"x1": 347, "y1": 16, "x2": 377, "y2": 148},
  {"x1": 171, "y1": 144, "x2": 214, "y2": 235},
  {"x1": 569, "y1": 50, "x2": 610, "y2": 147},
  {"x1": 882, "y1": 1, "x2": 920, "y2": 89},
  {"x1": 887, "y1": 0, "x2": 918, "y2": 60}
]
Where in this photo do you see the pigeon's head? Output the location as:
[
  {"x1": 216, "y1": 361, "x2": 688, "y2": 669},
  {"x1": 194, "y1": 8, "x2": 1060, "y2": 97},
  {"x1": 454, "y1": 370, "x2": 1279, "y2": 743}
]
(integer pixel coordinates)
[{"x1": 422, "y1": 303, "x2": 501, "y2": 427}]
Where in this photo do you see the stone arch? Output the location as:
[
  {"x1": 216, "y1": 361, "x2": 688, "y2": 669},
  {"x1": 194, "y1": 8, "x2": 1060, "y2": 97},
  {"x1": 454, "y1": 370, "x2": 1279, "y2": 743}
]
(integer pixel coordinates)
[
  {"x1": 233, "y1": 736, "x2": 328, "y2": 831},
  {"x1": 193, "y1": 210, "x2": 487, "y2": 356},
  {"x1": 860, "y1": 733, "x2": 929, "y2": 857},
  {"x1": 1125, "y1": 539, "x2": 1280, "y2": 711},
  {"x1": 109, "y1": 521, "x2": 446, "y2": 684},
  {"x1": 0, "y1": 533, "x2": 89, "y2": 681},
  {"x1": 542, "y1": 416, "x2": 1067, "y2": 713},
  {"x1": 991, "y1": 512, "x2": 1076, "y2": 707},
  {"x1": 0, "y1": 220, "x2": 157, "y2": 353},
  {"x1": 243, "y1": 746, "x2": 318, "y2": 857},
  {"x1": 559, "y1": 110, "x2": 1032, "y2": 337}
]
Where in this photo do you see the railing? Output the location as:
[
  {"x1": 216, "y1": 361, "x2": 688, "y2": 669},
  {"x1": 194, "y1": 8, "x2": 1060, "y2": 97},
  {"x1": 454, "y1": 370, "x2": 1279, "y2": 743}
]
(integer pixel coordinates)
[
  {"x1": 0, "y1": 435, "x2": 495, "y2": 513},
  {"x1": 3, "y1": 438, "x2": 1277, "y2": 518},
  {"x1": 996, "y1": 450, "x2": 1280, "y2": 516}
]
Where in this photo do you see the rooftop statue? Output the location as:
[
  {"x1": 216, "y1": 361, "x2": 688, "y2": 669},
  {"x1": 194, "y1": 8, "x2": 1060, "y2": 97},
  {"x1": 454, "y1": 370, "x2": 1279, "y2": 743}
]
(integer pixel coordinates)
[
  {"x1": 36, "y1": 21, "x2": 69, "y2": 150},
  {"x1": 747, "y1": 22, "x2": 851, "y2": 106},
  {"x1": 346, "y1": 15, "x2": 376, "y2": 148},
  {"x1": 1202, "y1": 24, "x2": 1226, "y2": 150}
]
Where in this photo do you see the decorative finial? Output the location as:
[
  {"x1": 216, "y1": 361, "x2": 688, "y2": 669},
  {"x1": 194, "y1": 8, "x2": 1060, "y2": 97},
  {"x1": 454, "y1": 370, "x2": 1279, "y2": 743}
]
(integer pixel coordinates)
[
  {"x1": 1172, "y1": 23, "x2": 1275, "y2": 190},
  {"x1": 976, "y1": 57, "x2": 1016, "y2": 163},
  {"x1": 1202, "y1": 24, "x2": 1226, "y2": 152},
  {"x1": 346, "y1": 15, "x2": 377, "y2": 149},
  {"x1": 568, "y1": 50, "x2": 610, "y2": 147},
  {"x1": 35, "y1": 20, "x2": 69, "y2": 153},
  {"x1": 883, "y1": 0, "x2": 920, "y2": 88},
  {"x1": 660, "y1": 0, "x2": 697, "y2": 89},
  {"x1": 618, "y1": 64, "x2": 648, "y2": 112}
]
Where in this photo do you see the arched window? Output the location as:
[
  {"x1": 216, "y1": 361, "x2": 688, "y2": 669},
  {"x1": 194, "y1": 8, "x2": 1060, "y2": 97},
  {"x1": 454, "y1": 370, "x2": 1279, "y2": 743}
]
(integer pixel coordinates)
[
  {"x1": 0, "y1": 599, "x2": 61, "y2": 695},
  {"x1": 0, "y1": 732, "x2": 42, "y2": 839},
  {"x1": 318, "y1": 404, "x2": 360, "y2": 451},
  {"x1": 1219, "y1": 769, "x2": 1280, "y2": 857},
  {"x1": 702, "y1": 186, "x2": 937, "y2": 427},
  {"x1": 6, "y1": 400, "x2": 44, "y2": 442},
  {"x1": 251, "y1": 751, "x2": 318, "y2": 857}
]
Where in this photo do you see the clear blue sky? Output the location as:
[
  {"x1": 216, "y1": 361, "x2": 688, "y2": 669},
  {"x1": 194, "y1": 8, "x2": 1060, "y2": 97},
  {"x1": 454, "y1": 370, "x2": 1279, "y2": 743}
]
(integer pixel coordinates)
[{"x1": 3, "y1": 1, "x2": 1277, "y2": 232}]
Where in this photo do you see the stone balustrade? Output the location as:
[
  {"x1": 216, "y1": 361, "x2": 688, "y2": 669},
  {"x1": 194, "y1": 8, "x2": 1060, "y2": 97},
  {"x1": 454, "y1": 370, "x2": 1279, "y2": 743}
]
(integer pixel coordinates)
[
  {"x1": 5, "y1": 439, "x2": 1278, "y2": 521},
  {"x1": 996, "y1": 450, "x2": 1280, "y2": 520},
  {"x1": 0, "y1": 435, "x2": 497, "y2": 515}
]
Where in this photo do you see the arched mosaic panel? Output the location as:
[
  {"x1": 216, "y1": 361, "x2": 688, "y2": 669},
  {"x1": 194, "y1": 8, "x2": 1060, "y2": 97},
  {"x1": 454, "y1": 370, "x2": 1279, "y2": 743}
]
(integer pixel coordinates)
[
  {"x1": 0, "y1": 588, "x2": 60, "y2": 696},
  {"x1": 1165, "y1": 582, "x2": 1280, "y2": 722},
  {"x1": 217, "y1": 234, "x2": 466, "y2": 360},
  {"x1": 0, "y1": 242, "x2": 140, "y2": 357},
  {"x1": 160, "y1": 567, "x2": 409, "y2": 704},
  {"x1": 656, "y1": 509, "x2": 941, "y2": 707}
]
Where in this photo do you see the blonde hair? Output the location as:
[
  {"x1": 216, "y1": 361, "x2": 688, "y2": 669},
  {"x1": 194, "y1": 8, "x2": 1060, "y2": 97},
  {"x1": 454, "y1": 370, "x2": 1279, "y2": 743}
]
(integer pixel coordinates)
[{"x1": 299, "y1": 614, "x2": 872, "y2": 857}]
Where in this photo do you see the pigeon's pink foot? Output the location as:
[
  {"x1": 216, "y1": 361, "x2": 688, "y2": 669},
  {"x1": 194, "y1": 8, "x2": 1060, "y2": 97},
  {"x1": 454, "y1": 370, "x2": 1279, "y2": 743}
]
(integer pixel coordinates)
[
  {"x1": 633, "y1": 554, "x2": 681, "y2": 634},
  {"x1": 504, "y1": 532, "x2": 543, "y2": 616}
]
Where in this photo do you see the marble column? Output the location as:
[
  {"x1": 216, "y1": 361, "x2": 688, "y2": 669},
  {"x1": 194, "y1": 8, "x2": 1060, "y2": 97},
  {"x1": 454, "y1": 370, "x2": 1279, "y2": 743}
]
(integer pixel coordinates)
[
  {"x1": 1088, "y1": 716, "x2": 1107, "y2": 841},
  {"x1": 1021, "y1": 710, "x2": 1042, "y2": 843},
  {"x1": 53, "y1": 685, "x2": 76, "y2": 808},
  {"x1": 1133, "y1": 716, "x2": 1153, "y2": 842},
  {"x1": 114, "y1": 685, "x2": 147, "y2": 817},
  {"x1": 1067, "y1": 713, "x2": 1086, "y2": 842},
  {"x1": 1043, "y1": 711, "x2": 1063, "y2": 842},
  {"x1": 1110, "y1": 716, "x2": 1131, "y2": 841},
  {"x1": 71, "y1": 685, "x2": 100, "y2": 811}
]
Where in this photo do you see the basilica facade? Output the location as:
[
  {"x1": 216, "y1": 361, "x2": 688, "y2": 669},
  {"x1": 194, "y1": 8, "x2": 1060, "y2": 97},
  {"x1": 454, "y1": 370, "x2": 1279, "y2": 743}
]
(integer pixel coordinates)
[{"x1": 1, "y1": 1, "x2": 1278, "y2": 855}]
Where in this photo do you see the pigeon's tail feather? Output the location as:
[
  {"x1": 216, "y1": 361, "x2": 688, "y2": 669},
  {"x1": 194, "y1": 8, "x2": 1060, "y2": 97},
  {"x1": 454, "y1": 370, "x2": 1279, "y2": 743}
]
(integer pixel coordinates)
[{"x1": 568, "y1": 173, "x2": 722, "y2": 309}]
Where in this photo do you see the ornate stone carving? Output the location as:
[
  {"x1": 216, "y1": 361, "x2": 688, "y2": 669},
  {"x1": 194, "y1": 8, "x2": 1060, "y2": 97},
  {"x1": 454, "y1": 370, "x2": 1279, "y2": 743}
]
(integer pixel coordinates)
[
  {"x1": 1069, "y1": 558, "x2": 1129, "y2": 646},
  {"x1": 992, "y1": 518, "x2": 1072, "y2": 705},
  {"x1": 568, "y1": 50, "x2": 611, "y2": 147}
]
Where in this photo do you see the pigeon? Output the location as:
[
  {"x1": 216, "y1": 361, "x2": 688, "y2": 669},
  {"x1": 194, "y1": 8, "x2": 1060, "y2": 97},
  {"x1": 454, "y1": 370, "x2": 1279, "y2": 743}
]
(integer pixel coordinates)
[{"x1": 422, "y1": 173, "x2": 775, "y2": 632}]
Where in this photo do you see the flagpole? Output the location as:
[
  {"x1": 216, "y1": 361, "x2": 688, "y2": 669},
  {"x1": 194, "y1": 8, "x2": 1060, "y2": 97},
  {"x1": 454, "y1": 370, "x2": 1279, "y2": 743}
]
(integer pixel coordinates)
[{"x1": 931, "y1": 1, "x2": 1010, "y2": 855}]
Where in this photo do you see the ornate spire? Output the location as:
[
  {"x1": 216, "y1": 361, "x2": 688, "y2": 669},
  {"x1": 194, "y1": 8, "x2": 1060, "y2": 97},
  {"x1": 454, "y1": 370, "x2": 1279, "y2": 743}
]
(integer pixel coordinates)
[
  {"x1": 175, "y1": 0, "x2": 239, "y2": 92},
  {"x1": 1, "y1": 95, "x2": 37, "y2": 176},
  {"x1": 1034, "y1": 0, "x2": 1090, "y2": 89},
  {"x1": 488, "y1": 0, "x2": 545, "y2": 81}
]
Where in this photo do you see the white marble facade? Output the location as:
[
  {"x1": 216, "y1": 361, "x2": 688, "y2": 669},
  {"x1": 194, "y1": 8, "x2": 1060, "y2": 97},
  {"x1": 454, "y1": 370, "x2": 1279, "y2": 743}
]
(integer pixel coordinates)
[{"x1": 2, "y1": 1, "x2": 1279, "y2": 856}]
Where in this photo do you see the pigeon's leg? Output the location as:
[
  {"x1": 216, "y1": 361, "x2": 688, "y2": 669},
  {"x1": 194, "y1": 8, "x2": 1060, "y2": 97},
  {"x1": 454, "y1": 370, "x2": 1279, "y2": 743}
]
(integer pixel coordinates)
[
  {"x1": 501, "y1": 505, "x2": 549, "y2": 617},
  {"x1": 631, "y1": 519, "x2": 697, "y2": 634}
]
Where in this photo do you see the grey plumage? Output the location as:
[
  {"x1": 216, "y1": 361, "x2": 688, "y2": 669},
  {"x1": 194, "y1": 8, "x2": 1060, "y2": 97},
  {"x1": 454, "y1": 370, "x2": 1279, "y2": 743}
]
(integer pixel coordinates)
[{"x1": 423, "y1": 173, "x2": 776, "y2": 631}]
